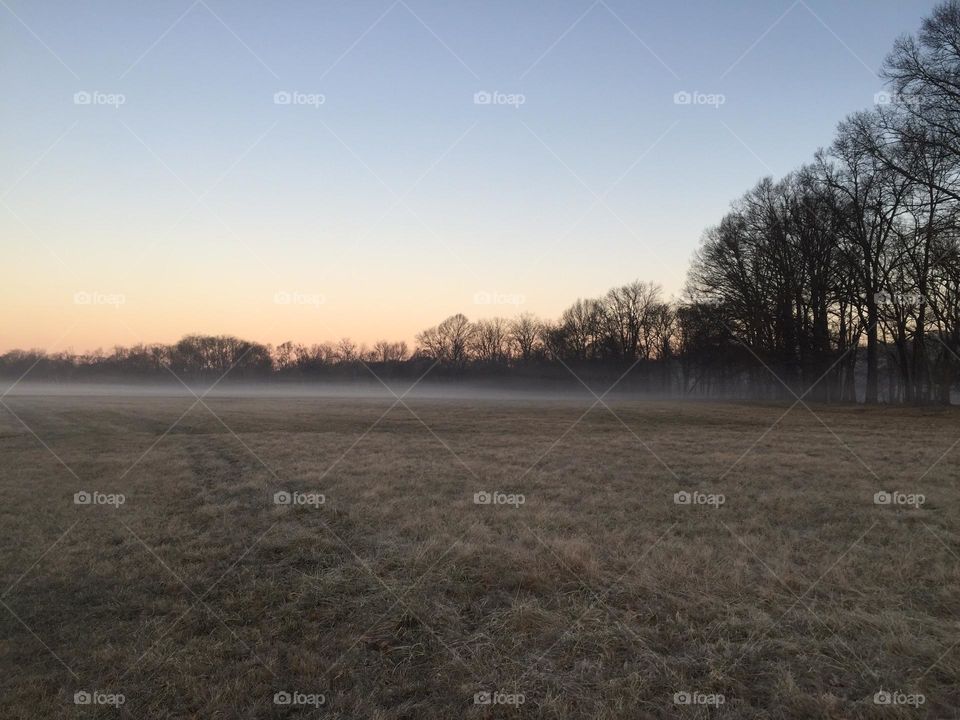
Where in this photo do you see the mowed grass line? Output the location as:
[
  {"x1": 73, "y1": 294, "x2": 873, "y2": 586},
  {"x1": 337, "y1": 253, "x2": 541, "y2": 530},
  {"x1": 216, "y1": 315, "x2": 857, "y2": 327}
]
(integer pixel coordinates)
[{"x1": 0, "y1": 396, "x2": 958, "y2": 718}]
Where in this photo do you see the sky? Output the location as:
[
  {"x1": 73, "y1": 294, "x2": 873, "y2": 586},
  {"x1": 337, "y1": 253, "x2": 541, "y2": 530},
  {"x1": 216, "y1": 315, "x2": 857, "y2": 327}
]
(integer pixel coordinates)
[{"x1": 1, "y1": 0, "x2": 942, "y2": 353}]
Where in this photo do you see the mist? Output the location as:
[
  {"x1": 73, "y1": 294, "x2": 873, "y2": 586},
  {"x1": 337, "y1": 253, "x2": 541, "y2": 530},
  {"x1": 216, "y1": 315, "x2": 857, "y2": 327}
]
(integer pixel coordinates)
[{"x1": 1, "y1": 379, "x2": 684, "y2": 403}]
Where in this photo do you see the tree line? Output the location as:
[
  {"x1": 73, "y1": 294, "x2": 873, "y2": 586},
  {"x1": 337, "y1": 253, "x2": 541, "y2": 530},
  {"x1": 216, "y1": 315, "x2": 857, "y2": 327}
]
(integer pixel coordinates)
[
  {"x1": 0, "y1": 281, "x2": 671, "y2": 384},
  {"x1": 4, "y1": 3, "x2": 960, "y2": 403},
  {"x1": 686, "y1": 0, "x2": 960, "y2": 403}
]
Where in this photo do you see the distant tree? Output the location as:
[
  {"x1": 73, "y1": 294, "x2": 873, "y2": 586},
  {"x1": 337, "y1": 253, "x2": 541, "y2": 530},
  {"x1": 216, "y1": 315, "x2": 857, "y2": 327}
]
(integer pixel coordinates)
[
  {"x1": 438, "y1": 314, "x2": 474, "y2": 368},
  {"x1": 337, "y1": 338, "x2": 358, "y2": 363},
  {"x1": 415, "y1": 325, "x2": 445, "y2": 360},
  {"x1": 602, "y1": 281, "x2": 663, "y2": 361},
  {"x1": 558, "y1": 298, "x2": 605, "y2": 361},
  {"x1": 509, "y1": 313, "x2": 542, "y2": 364},
  {"x1": 274, "y1": 341, "x2": 297, "y2": 370},
  {"x1": 416, "y1": 314, "x2": 474, "y2": 368},
  {"x1": 372, "y1": 340, "x2": 409, "y2": 363},
  {"x1": 470, "y1": 318, "x2": 511, "y2": 364}
]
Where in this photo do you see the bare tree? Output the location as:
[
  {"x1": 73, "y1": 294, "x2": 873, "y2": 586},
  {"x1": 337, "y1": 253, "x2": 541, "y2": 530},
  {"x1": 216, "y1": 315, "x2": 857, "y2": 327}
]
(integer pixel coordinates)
[
  {"x1": 372, "y1": 340, "x2": 409, "y2": 363},
  {"x1": 471, "y1": 318, "x2": 511, "y2": 364},
  {"x1": 417, "y1": 314, "x2": 475, "y2": 367},
  {"x1": 509, "y1": 313, "x2": 542, "y2": 364},
  {"x1": 337, "y1": 338, "x2": 358, "y2": 362},
  {"x1": 602, "y1": 281, "x2": 662, "y2": 361},
  {"x1": 880, "y1": 0, "x2": 960, "y2": 204},
  {"x1": 559, "y1": 298, "x2": 605, "y2": 360},
  {"x1": 820, "y1": 114, "x2": 911, "y2": 402}
]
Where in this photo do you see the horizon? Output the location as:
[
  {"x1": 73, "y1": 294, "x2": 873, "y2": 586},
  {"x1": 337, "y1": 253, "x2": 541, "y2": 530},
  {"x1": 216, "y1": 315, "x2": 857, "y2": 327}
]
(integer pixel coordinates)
[{"x1": 3, "y1": 0, "x2": 939, "y2": 354}]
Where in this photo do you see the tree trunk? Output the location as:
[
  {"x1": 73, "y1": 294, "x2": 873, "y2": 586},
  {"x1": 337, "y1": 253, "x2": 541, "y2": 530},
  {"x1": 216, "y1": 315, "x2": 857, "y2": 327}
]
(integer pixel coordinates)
[{"x1": 865, "y1": 299, "x2": 879, "y2": 404}]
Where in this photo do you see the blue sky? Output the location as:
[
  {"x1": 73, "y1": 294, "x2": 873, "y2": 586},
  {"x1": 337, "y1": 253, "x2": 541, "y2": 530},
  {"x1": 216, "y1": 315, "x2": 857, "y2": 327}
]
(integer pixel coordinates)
[{"x1": 1, "y1": 0, "x2": 941, "y2": 351}]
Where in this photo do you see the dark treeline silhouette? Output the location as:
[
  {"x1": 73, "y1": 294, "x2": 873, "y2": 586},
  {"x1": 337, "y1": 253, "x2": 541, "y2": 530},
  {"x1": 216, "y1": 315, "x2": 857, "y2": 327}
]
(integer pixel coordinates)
[
  {"x1": 0, "y1": 282, "x2": 677, "y2": 391},
  {"x1": 5, "y1": 3, "x2": 960, "y2": 403},
  {"x1": 687, "y1": 0, "x2": 960, "y2": 404},
  {"x1": 1, "y1": 273, "x2": 949, "y2": 401}
]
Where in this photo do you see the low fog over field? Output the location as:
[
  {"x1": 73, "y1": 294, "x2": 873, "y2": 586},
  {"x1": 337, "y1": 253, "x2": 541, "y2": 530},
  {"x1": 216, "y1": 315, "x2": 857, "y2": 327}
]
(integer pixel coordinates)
[{"x1": 2, "y1": 380, "x2": 627, "y2": 402}]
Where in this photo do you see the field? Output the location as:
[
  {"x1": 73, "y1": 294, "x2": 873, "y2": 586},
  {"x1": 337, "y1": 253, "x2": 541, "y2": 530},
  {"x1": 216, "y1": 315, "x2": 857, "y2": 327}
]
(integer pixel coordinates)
[{"x1": 0, "y1": 391, "x2": 958, "y2": 718}]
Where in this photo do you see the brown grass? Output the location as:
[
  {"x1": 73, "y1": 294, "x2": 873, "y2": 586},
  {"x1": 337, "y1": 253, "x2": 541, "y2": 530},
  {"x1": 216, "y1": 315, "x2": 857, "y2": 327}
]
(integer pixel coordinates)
[{"x1": 0, "y1": 394, "x2": 958, "y2": 718}]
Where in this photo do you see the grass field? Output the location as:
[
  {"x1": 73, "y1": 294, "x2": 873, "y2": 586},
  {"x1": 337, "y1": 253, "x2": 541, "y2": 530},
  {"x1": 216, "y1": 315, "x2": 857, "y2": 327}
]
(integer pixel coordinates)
[{"x1": 1, "y1": 392, "x2": 958, "y2": 718}]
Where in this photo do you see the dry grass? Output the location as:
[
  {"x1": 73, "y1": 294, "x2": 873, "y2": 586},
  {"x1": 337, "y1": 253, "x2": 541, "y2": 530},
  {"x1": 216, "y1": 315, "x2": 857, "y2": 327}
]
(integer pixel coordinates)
[{"x1": 1, "y1": 393, "x2": 958, "y2": 718}]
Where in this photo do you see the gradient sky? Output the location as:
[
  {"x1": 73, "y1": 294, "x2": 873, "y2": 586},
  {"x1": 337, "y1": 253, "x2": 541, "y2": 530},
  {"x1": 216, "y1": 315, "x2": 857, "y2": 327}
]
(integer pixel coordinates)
[{"x1": 1, "y1": 0, "x2": 941, "y2": 353}]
